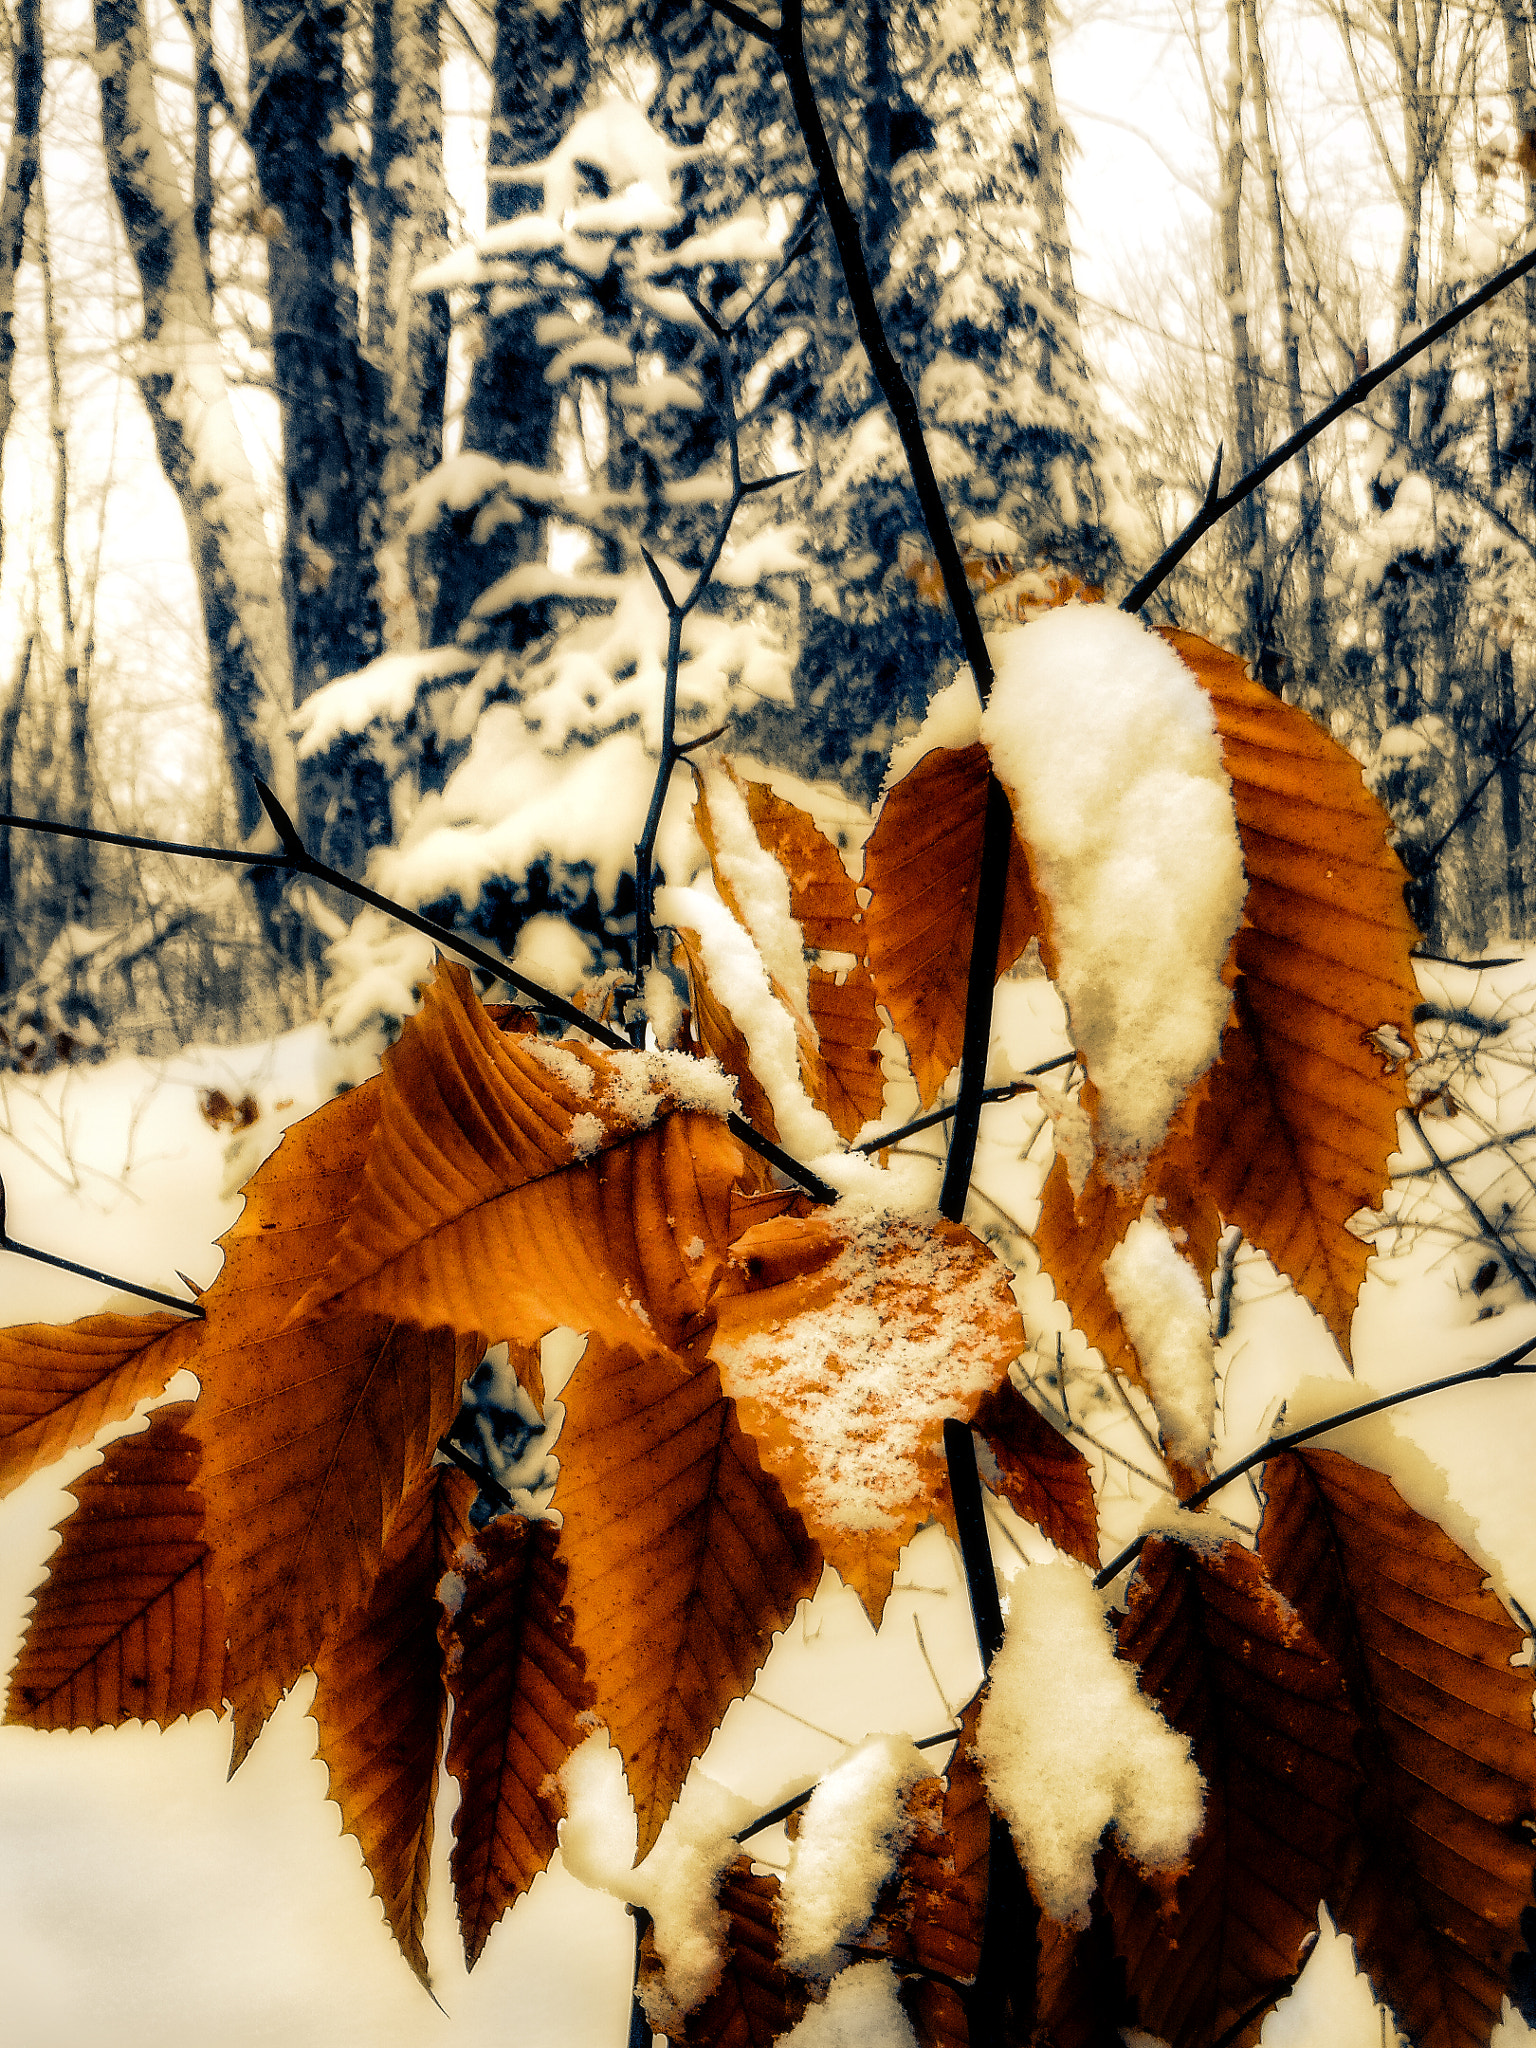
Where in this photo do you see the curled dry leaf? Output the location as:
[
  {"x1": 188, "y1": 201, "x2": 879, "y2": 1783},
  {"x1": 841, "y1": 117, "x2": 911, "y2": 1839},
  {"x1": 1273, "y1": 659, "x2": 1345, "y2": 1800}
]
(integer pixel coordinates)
[
  {"x1": 0, "y1": 1307, "x2": 205, "y2": 1501},
  {"x1": 709, "y1": 1212, "x2": 1024, "y2": 1618},
  {"x1": 1166, "y1": 633, "x2": 1420, "y2": 1357},
  {"x1": 441, "y1": 1505, "x2": 593, "y2": 1968},
  {"x1": 862, "y1": 742, "x2": 1040, "y2": 1108},
  {"x1": 311, "y1": 1463, "x2": 479, "y2": 1987}
]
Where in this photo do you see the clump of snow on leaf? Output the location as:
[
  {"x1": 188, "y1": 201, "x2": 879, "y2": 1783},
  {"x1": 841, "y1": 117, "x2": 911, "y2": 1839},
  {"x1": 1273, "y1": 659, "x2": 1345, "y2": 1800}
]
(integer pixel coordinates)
[
  {"x1": 979, "y1": 604, "x2": 1245, "y2": 1176},
  {"x1": 557, "y1": 1734, "x2": 753, "y2": 2026},
  {"x1": 778, "y1": 1961, "x2": 919, "y2": 2047},
  {"x1": 655, "y1": 883, "x2": 839, "y2": 1158},
  {"x1": 711, "y1": 1215, "x2": 1017, "y2": 1535},
  {"x1": 1103, "y1": 1211, "x2": 1216, "y2": 1465},
  {"x1": 974, "y1": 1558, "x2": 1204, "y2": 1922},
  {"x1": 697, "y1": 756, "x2": 812, "y2": 1018},
  {"x1": 779, "y1": 1734, "x2": 931, "y2": 1976}
]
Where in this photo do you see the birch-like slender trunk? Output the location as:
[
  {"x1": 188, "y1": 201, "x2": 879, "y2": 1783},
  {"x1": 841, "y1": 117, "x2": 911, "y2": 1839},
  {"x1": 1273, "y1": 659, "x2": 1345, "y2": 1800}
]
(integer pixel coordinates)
[
  {"x1": 367, "y1": 0, "x2": 450, "y2": 651},
  {"x1": 1220, "y1": 0, "x2": 1275, "y2": 686},
  {"x1": 1242, "y1": 0, "x2": 1324, "y2": 697},
  {"x1": 0, "y1": 632, "x2": 34, "y2": 994},
  {"x1": 93, "y1": 0, "x2": 295, "y2": 839},
  {"x1": 1500, "y1": 0, "x2": 1536, "y2": 514}
]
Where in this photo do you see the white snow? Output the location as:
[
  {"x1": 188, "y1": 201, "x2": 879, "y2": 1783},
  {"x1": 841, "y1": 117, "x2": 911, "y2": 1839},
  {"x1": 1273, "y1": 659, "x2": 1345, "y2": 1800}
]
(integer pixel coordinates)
[
  {"x1": 973, "y1": 1559, "x2": 1205, "y2": 1922},
  {"x1": 512, "y1": 914, "x2": 597, "y2": 997},
  {"x1": 557, "y1": 1735, "x2": 755, "y2": 2028},
  {"x1": 697, "y1": 758, "x2": 812, "y2": 1019},
  {"x1": 1103, "y1": 1211, "x2": 1216, "y2": 1465},
  {"x1": 778, "y1": 1961, "x2": 919, "y2": 2047},
  {"x1": 778, "y1": 1734, "x2": 931, "y2": 1976},
  {"x1": 293, "y1": 648, "x2": 479, "y2": 758},
  {"x1": 710, "y1": 1214, "x2": 1016, "y2": 1536},
  {"x1": 880, "y1": 672, "x2": 982, "y2": 794},
  {"x1": 979, "y1": 604, "x2": 1246, "y2": 1179},
  {"x1": 653, "y1": 884, "x2": 839, "y2": 1159}
]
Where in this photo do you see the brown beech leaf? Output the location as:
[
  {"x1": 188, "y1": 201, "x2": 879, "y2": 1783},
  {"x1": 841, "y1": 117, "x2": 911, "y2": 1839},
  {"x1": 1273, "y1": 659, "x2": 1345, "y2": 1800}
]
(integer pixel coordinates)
[
  {"x1": 673, "y1": 921, "x2": 789, "y2": 1156},
  {"x1": 1103, "y1": 1532, "x2": 1361, "y2": 2048},
  {"x1": 643, "y1": 1856, "x2": 810, "y2": 2046},
  {"x1": 5, "y1": 1401, "x2": 224, "y2": 1731},
  {"x1": 806, "y1": 961, "x2": 885, "y2": 1142},
  {"x1": 878, "y1": 1708, "x2": 1040, "y2": 2048},
  {"x1": 1034, "y1": 1903, "x2": 1131, "y2": 2048},
  {"x1": 0, "y1": 1308, "x2": 204, "y2": 1500},
  {"x1": 1029, "y1": 1147, "x2": 1223, "y2": 1425},
  {"x1": 294, "y1": 961, "x2": 747, "y2": 1359},
  {"x1": 708, "y1": 1212, "x2": 1024, "y2": 1619},
  {"x1": 556, "y1": 1343, "x2": 821, "y2": 1858},
  {"x1": 442, "y1": 1508, "x2": 593, "y2": 1968},
  {"x1": 862, "y1": 742, "x2": 1041, "y2": 1107},
  {"x1": 185, "y1": 1079, "x2": 484, "y2": 1751},
  {"x1": 1168, "y1": 633, "x2": 1419, "y2": 1355},
  {"x1": 741, "y1": 777, "x2": 864, "y2": 955},
  {"x1": 971, "y1": 1374, "x2": 1098, "y2": 1568},
  {"x1": 310, "y1": 1463, "x2": 478, "y2": 1986},
  {"x1": 1259, "y1": 1449, "x2": 1536, "y2": 2048}
]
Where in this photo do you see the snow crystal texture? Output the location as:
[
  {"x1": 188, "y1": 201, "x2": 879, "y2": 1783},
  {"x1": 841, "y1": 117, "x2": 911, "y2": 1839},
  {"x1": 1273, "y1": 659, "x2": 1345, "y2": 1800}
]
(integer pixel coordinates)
[
  {"x1": 778, "y1": 1734, "x2": 930, "y2": 1977},
  {"x1": 980, "y1": 604, "x2": 1245, "y2": 1176},
  {"x1": 1103, "y1": 1211, "x2": 1216, "y2": 1465},
  {"x1": 974, "y1": 1558, "x2": 1205, "y2": 1922}
]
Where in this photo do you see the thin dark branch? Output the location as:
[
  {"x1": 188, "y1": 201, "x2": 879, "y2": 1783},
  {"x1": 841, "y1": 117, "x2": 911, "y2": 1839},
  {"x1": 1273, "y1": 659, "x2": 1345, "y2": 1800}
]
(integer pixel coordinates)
[
  {"x1": 734, "y1": 1725, "x2": 961, "y2": 1844},
  {"x1": 854, "y1": 1056, "x2": 1074, "y2": 1153},
  {"x1": 0, "y1": 1173, "x2": 204, "y2": 1315},
  {"x1": 944, "y1": 1418, "x2": 1006, "y2": 1667},
  {"x1": 1411, "y1": 950, "x2": 1524, "y2": 969},
  {"x1": 1, "y1": 797, "x2": 839, "y2": 1206},
  {"x1": 1093, "y1": 1327, "x2": 1536, "y2": 1589},
  {"x1": 1122, "y1": 228, "x2": 1536, "y2": 613},
  {"x1": 435, "y1": 1435, "x2": 515, "y2": 1512},
  {"x1": 1405, "y1": 1108, "x2": 1536, "y2": 1298}
]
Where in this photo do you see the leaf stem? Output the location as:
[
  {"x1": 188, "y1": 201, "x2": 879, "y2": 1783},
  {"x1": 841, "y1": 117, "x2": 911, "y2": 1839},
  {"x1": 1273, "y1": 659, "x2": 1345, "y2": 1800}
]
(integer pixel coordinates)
[
  {"x1": 0, "y1": 1172, "x2": 204, "y2": 1316},
  {"x1": 1092, "y1": 1328, "x2": 1536, "y2": 1590}
]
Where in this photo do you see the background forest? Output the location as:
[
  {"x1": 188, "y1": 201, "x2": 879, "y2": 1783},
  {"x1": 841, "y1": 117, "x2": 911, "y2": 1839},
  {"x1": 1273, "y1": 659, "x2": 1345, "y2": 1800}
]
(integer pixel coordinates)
[
  {"x1": 10, "y1": 1, "x2": 1536, "y2": 2046},
  {"x1": 4, "y1": 0, "x2": 1536, "y2": 1066}
]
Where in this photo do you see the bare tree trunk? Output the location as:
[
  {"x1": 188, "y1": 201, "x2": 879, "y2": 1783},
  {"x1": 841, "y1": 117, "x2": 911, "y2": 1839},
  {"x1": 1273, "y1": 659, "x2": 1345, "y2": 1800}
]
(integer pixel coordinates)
[
  {"x1": 242, "y1": 0, "x2": 381, "y2": 721},
  {"x1": 367, "y1": 0, "x2": 450, "y2": 650},
  {"x1": 1500, "y1": 0, "x2": 1536, "y2": 514},
  {"x1": 93, "y1": 0, "x2": 295, "y2": 839},
  {"x1": 37, "y1": 183, "x2": 90, "y2": 933},
  {"x1": 0, "y1": 0, "x2": 41, "y2": 580},
  {"x1": 425, "y1": 0, "x2": 588, "y2": 649},
  {"x1": 0, "y1": 632, "x2": 35, "y2": 995},
  {"x1": 1220, "y1": 0, "x2": 1275, "y2": 686},
  {"x1": 1242, "y1": 0, "x2": 1324, "y2": 698}
]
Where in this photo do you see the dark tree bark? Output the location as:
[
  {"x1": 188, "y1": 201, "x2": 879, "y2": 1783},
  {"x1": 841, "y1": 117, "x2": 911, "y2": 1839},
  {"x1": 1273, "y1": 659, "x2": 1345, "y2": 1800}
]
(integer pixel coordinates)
[
  {"x1": 0, "y1": 0, "x2": 41, "y2": 572},
  {"x1": 425, "y1": 0, "x2": 589, "y2": 648}
]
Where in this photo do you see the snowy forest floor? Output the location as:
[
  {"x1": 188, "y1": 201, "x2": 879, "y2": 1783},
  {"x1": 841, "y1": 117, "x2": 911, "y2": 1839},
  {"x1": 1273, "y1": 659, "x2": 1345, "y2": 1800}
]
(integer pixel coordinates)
[{"x1": 4, "y1": 955, "x2": 1536, "y2": 2048}]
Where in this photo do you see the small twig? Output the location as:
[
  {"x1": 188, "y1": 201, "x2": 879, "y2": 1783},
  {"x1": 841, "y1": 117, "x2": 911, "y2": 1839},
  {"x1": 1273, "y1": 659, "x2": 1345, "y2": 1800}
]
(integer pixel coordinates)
[
  {"x1": 1212, "y1": 1227, "x2": 1243, "y2": 1343},
  {"x1": 436, "y1": 1434, "x2": 515, "y2": 1513},
  {"x1": 734, "y1": 1724, "x2": 962, "y2": 1845},
  {"x1": 0, "y1": 1172, "x2": 205, "y2": 1316},
  {"x1": 1406, "y1": 1107, "x2": 1536, "y2": 1300},
  {"x1": 1093, "y1": 1327, "x2": 1536, "y2": 1590},
  {"x1": 1122, "y1": 227, "x2": 1536, "y2": 613},
  {"x1": 2, "y1": 797, "x2": 838, "y2": 1204},
  {"x1": 1106, "y1": 1368, "x2": 1168, "y2": 1470},
  {"x1": 853, "y1": 1055, "x2": 1075, "y2": 1154}
]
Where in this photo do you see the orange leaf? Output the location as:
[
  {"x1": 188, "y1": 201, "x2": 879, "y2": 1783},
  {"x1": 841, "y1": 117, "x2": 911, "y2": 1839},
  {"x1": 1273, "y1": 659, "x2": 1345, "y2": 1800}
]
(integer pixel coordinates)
[
  {"x1": 186, "y1": 1079, "x2": 484, "y2": 1749},
  {"x1": 643, "y1": 1856, "x2": 810, "y2": 2046},
  {"x1": 709, "y1": 1213, "x2": 1023, "y2": 1619},
  {"x1": 1030, "y1": 1148, "x2": 1222, "y2": 1432},
  {"x1": 1168, "y1": 633, "x2": 1419, "y2": 1354},
  {"x1": 311, "y1": 1464, "x2": 478, "y2": 1986},
  {"x1": 0, "y1": 1308, "x2": 203, "y2": 1500},
  {"x1": 294, "y1": 961, "x2": 747, "y2": 1358},
  {"x1": 1259, "y1": 1450, "x2": 1536, "y2": 2048},
  {"x1": 442, "y1": 1509, "x2": 593, "y2": 1968},
  {"x1": 556, "y1": 1343, "x2": 821, "y2": 1857},
  {"x1": 863, "y1": 742, "x2": 1041, "y2": 1107},
  {"x1": 971, "y1": 1374, "x2": 1098, "y2": 1568},
  {"x1": 740, "y1": 777, "x2": 865, "y2": 956},
  {"x1": 1103, "y1": 1533, "x2": 1361, "y2": 2048},
  {"x1": 806, "y1": 961, "x2": 885, "y2": 1142},
  {"x1": 5, "y1": 1401, "x2": 224, "y2": 1730}
]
